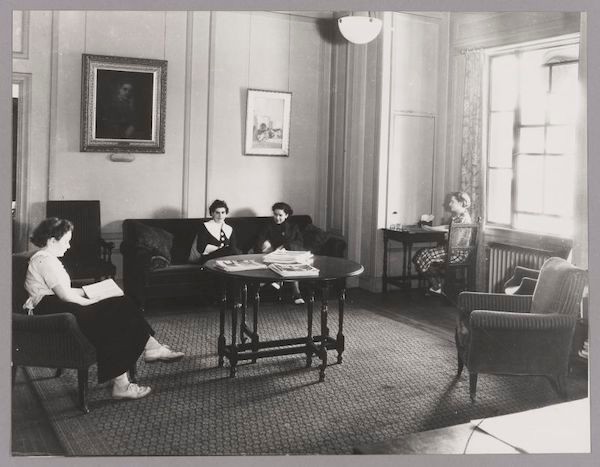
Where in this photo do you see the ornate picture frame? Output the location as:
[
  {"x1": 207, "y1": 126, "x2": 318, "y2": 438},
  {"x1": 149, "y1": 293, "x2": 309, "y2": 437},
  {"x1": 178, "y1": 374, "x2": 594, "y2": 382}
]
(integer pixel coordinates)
[
  {"x1": 244, "y1": 89, "x2": 291, "y2": 156},
  {"x1": 80, "y1": 54, "x2": 167, "y2": 153}
]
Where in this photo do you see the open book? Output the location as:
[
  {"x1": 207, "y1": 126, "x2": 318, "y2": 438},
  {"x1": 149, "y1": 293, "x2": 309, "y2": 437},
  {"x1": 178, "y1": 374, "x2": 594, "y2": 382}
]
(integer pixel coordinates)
[
  {"x1": 82, "y1": 278, "x2": 124, "y2": 301},
  {"x1": 268, "y1": 263, "x2": 319, "y2": 277},
  {"x1": 215, "y1": 259, "x2": 268, "y2": 272},
  {"x1": 422, "y1": 225, "x2": 448, "y2": 232},
  {"x1": 263, "y1": 249, "x2": 313, "y2": 264}
]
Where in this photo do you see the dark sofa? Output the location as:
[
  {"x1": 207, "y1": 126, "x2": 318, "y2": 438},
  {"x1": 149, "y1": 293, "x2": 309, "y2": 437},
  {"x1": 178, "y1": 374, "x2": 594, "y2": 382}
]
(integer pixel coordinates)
[{"x1": 120, "y1": 215, "x2": 346, "y2": 309}]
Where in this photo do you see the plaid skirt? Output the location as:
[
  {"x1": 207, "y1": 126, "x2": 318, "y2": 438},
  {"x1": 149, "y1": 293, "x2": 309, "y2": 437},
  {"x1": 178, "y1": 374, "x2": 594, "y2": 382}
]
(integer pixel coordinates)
[{"x1": 412, "y1": 246, "x2": 469, "y2": 273}]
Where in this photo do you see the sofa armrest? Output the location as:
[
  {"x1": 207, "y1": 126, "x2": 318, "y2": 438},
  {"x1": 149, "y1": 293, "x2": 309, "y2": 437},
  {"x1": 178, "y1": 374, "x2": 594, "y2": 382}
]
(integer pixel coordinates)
[{"x1": 323, "y1": 232, "x2": 347, "y2": 258}]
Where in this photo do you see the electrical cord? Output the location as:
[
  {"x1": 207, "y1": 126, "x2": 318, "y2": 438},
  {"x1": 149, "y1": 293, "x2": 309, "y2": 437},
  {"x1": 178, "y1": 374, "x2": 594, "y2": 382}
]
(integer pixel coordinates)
[{"x1": 462, "y1": 417, "x2": 486, "y2": 454}]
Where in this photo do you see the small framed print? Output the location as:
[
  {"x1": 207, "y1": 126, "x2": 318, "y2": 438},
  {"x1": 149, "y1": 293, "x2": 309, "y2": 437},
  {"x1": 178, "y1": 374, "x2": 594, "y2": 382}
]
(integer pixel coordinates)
[{"x1": 244, "y1": 89, "x2": 291, "y2": 156}]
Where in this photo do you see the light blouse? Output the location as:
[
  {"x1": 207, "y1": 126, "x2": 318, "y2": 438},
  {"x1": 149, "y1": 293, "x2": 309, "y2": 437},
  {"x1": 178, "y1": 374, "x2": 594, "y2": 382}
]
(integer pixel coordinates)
[{"x1": 23, "y1": 250, "x2": 70, "y2": 312}]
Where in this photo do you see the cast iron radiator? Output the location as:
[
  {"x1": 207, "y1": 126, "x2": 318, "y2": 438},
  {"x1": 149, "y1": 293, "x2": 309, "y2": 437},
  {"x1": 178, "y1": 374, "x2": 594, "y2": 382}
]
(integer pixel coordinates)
[{"x1": 487, "y1": 242, "x2": 560, "y2": 293}]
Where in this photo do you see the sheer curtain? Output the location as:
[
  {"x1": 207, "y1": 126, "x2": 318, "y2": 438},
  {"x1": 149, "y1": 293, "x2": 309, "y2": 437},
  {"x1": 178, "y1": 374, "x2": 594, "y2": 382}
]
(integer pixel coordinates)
[{"x1": 459, "y1": 49, "x2": 486, "y2": 290}]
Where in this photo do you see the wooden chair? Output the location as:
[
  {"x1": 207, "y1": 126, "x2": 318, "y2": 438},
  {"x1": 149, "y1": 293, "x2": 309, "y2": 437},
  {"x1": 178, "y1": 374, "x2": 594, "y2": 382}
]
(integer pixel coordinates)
[
  {"x1": 455, "y1": 257, "x2": 587, "y2": 401},
  {"x1": 441, "y1": 219, "x2": 480, "y2": 297},
  {"x1": 46, "y1": 200, "x2": 116, "y2": 282}
]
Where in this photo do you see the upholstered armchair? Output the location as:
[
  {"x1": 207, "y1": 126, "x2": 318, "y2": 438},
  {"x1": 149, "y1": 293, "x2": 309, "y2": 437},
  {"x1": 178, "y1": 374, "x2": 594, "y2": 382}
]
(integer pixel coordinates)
[
  {"x1": 455, "y1": 257, "x2": 587, "y2": 401},
  {"x1": 12, "y1": 252, "x2": 134, "y2": 413}
]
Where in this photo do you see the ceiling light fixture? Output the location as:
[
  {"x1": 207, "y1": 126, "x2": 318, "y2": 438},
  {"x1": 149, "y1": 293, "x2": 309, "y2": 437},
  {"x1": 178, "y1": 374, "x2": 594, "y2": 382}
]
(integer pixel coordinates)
[{"x1": 338, "y1": 12, "x2": 382, "y2": 45}]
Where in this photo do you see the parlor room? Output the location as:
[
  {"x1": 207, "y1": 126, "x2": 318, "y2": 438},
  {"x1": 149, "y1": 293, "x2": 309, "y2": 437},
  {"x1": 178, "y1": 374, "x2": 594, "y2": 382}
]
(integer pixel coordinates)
[{"x1": 7, "y1": 7, "x2": 592, "y2": 460}]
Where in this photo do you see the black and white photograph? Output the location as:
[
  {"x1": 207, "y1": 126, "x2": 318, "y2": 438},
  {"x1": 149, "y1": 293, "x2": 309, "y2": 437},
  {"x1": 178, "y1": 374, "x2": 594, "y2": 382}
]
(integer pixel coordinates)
[{"x1": 4, "y1": 3, "x2": 597, "y2": 466}]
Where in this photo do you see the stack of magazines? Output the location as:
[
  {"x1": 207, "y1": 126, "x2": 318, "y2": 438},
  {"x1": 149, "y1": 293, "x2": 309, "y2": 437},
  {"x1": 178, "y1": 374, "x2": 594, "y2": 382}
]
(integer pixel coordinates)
[
  {"x1": 215, "y1": 259, "x2": 267, "y2": 272},
  {"x1": 263, "y1": 248, "x2": 319, "y2": 277}
]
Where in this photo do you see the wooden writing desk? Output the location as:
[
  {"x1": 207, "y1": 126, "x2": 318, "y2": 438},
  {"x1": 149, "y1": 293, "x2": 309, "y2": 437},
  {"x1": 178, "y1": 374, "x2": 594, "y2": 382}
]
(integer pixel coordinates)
[{"x1": 382, "y1": 226, "x2": 446, "y2": 292}]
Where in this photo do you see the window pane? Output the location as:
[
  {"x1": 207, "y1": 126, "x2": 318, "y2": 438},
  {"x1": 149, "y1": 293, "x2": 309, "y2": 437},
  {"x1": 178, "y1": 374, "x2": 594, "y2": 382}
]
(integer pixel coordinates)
[
  {"x1": 515, "y1": 213, "x2": 572, "y2": 237},
  {"x1": 545, "y1": 156, "x2": 574, "y2": 216},
  {"x1": 487, "y1": 168, "x2": 512, "y2": 224},
  {"x1": 546, "y1": 125, "x2": 574, "y2": 154},
  {"x1": 551, "y1": 63, "x2": 578, "y2": 96},
  {"x1": 488, "y1": 111, "x2": 514, "y2": 168},
  {"x1": 549, "y1": 63, "x2": 578, "y2": 124},
  {"x1": 516, "y1": 155, "x2": 543, "y2": 212},
  {"x1": 520, "y1": 56, "x2": 548, "y2": 125},
  {"x1": 548, "y1": 92, "x2": 577, "y2": 125},
  {"x1": 490, "y1": 55, "x2": 518, "y2": 111},
  {"x1": 519, "y1": 127, "x2": 545, "y2": 154}
]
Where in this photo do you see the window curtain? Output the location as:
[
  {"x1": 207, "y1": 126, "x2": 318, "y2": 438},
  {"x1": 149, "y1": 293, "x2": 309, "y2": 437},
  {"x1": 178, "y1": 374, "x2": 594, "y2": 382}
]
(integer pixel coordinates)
[{"x1": 459, "y1": 49, "x2": 486, "y2": 290}]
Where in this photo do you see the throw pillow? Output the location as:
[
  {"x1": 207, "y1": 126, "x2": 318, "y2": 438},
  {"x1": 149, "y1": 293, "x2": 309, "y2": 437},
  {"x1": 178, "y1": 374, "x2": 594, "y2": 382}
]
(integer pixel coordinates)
[
  {"x1": 150, "y1": 255, "x2": 170, "y2": 270},
  {"x1": 302, "y1": 224, "x2": 330, "y2": 255},
  {"x1": 132, "y1": 221, "x2": 174, "y2": 264}
]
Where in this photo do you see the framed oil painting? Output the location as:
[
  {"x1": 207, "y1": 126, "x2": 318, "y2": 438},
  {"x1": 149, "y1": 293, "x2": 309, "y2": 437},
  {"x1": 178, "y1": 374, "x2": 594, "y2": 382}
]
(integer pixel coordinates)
[
  {"x1": 244, "y1": 89, "x2": 291, "y2": 156},
  {"x1": 81, "y1": 54, "x2": 167, "y2": 153}
]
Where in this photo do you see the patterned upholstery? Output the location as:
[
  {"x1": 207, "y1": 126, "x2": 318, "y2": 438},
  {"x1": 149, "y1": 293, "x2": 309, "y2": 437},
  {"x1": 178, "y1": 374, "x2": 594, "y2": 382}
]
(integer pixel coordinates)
[{"x1": 455, "y1": 257, "x2": 587, "y2": 401}]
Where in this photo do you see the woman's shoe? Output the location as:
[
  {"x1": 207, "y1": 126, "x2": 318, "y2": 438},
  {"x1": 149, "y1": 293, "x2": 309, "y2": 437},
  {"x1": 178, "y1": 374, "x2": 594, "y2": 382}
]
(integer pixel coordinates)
[
  {"x1": 428, "y1": 286, "x2": 444, "y2": 296},
  {"x1": 112, "y1": 383, "x2": 152, "y2": 400},
  {"x1": 144, "y1": 345, "x2": 185, "y2": 363},
  {"x1": 292, "y1": 295, "x2": 305, "y2": 305}
]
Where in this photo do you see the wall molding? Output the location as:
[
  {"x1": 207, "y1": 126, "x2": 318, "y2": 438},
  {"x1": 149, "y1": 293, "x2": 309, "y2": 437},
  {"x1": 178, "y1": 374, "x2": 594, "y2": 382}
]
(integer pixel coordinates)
[{"x1": 12, "y1": 11, "x2": 29, "y2": 59}]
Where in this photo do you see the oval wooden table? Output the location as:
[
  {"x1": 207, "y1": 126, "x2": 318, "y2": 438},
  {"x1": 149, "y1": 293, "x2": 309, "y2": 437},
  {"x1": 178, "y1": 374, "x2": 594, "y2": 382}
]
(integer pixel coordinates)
[{"x1": 204, "y1": 254, "x2": 364, "y2": 382}]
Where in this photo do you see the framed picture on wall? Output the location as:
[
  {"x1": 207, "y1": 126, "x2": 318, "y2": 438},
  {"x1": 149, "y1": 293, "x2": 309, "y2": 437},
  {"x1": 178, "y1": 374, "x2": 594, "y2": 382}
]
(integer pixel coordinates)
[
  {"x1": 80, "y1": 54, "x2": 167, "y2": 153},
  {"x1": 244, "y1": 89, "x2": 291, "y2": 156}
]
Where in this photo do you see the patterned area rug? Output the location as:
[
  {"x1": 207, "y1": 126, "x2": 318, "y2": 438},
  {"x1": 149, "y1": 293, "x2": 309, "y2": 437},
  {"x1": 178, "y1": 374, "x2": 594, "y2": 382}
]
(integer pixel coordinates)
[{"x1": 25, "y1": 302, "x2": 587, "y2": 456}]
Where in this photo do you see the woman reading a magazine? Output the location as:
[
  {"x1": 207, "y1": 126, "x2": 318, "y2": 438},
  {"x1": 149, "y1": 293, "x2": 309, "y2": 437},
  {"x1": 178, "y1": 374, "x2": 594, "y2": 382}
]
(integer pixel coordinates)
[
  {"x1": 255, "y1": 202, "x2": 305, "y2": 305},
  {"x1": 23, "y1": 217, "x2": 184, "y2": 401},
  {"x1": 189, "y1": 199, "x2": 240, "y2": 264}
]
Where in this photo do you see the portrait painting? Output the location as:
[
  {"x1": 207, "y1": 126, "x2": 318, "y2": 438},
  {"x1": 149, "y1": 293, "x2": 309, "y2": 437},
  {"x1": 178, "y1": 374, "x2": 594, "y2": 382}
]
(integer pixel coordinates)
[
  {"x1": 81, "y1": 54, "x2": 167, "y2": 153},
  {"x1": 244, "y1": 89, "x2": 291, "y2": 156}
]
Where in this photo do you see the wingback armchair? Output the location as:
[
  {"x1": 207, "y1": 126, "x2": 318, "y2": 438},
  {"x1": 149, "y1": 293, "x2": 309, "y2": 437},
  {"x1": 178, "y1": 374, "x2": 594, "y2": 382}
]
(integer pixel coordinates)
[{"x1": 455, "y1": 257, "x2": 587, "y2": 401}]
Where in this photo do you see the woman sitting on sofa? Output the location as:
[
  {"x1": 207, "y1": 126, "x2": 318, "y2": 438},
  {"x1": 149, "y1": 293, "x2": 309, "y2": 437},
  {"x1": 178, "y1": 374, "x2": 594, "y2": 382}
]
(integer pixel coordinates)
[
  {"x1": 255, "y1": 201, "x2": 305, "y2": 305},
  {"x1": 189, "y1": 199, "x2": 240, "y2": 264},
  {"x1": 24, "y1": 217, "x2": 184, "y2": 401}
]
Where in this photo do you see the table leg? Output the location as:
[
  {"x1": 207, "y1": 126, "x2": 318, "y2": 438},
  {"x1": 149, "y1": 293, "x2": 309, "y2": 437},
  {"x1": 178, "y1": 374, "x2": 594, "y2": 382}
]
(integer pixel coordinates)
[
  {"x1": 229, "y1": 280, "x2": 240, "y2": 378},
  {"x1": 218, "y1": 279, "x2": 227, "y2": 368},
  {"x1": 337, "y1": 281, "x2": 346, "y2": 364},
  {"x1": 406, "y1": 242, "x2": 413, "y2": 288},
  {"x1": 319, "y1": 283, "x2": 330, "y2": 382},
  {"x1": 306, "y1": 284, "x2": 315, "y2": 368},
  {"x1": 240, "y1": 283, "x2": 248, "y2": 345},
  {"x1": 382, "y1": 231, "x2": 389, "y2": 293},
  {"x1": 252, "y1": 283, "x2": 260, "y2": 363}
]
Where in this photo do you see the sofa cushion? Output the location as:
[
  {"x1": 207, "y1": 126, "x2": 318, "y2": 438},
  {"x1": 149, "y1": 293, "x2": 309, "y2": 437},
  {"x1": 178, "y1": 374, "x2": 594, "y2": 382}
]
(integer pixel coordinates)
[
  {"x1": 132, "y1": 221, "x2": 174, "y2": 264},
  {"x1": 301, "y1": 223, "x2": 330, "y2": 255}
]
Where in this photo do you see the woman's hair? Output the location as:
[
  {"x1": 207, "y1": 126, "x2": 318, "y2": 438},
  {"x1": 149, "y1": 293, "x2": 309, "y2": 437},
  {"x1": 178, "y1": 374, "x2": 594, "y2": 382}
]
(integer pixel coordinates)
[
  {"x1": 30, "y1": 217, "x2": 74, "y2": 248},
  {"x1": 209, "y1": 199, "x2": 229, "y2": 215},
  {"x1": 451, "y1": 191, "x2": 471, "y2": 209},
  {"x1": 271, "y1": 202, "x2": 293, "y2": 216}
]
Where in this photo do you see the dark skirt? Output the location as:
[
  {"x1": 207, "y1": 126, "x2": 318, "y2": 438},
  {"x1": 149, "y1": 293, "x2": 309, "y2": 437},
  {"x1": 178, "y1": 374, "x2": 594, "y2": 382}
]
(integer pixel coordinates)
[{"x1": 34, "y1": 295, "x2": 154, "y2": 383}]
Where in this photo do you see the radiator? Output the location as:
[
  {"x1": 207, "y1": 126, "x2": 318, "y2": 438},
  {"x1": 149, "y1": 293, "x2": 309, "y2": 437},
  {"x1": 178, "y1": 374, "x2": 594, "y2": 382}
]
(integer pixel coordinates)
[{"x1": 487, "y1": 243, "x2": 556, "y2": 293}]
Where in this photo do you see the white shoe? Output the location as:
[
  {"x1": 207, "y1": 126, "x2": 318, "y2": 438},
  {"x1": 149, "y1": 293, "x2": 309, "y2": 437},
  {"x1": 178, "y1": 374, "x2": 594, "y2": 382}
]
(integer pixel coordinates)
[
  {"x1": 271, "y1": 282, "x2": 282, "y2": 290},
  {"x1": 112, "y1": 383, "x2": 152, "y2": 400},
  {"x1": 144, "y1": 345, "x2": 185, "y2": 363},
  {"x1": 428, "y1": 286, "x2": 443, "y2": 296},
  {"x1": 293, "y1": 295, "x2": 305, "y2": 305}
]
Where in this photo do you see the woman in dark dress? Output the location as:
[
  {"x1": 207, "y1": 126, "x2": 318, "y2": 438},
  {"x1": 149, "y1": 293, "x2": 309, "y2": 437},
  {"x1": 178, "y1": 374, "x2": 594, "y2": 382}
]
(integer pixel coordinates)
[
  {"x1": 188, "y1": 199, "x2": 240, "y2": 264},
  {"x1": 24, "y1": 218, "x2": 184, "y2": 400},
  {"x1": 255, "y1": 202, "x2": 305, "y2": 305}
]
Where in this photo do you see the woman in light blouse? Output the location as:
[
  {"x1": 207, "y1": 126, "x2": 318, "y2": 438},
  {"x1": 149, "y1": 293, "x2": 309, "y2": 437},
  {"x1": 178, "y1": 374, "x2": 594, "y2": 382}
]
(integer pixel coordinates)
[{"x1": 189, "y1": 199, "x2": 240, "y2": 264}]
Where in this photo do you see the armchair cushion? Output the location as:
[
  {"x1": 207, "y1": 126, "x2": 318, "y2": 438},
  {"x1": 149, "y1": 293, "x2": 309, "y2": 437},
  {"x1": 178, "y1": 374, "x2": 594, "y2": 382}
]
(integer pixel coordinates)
[{"x1": 301, "y1": 224, "x2": 330, "y2": 255}]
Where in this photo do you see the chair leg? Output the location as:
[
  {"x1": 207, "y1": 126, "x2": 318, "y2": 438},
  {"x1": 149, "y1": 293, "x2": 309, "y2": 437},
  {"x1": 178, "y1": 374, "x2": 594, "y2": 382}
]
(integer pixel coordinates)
[
  {"x1": 77, "y1": 368, "x2": 90, "y2": 414},
  {"x1": 12, "y1": 365, "x2": 18, "y2": 386},
  {"x1": 454, "y1": 329, "x2": 464, "y2": 376},
  {"x1": 554, "y1": 374, "x2": 568, "y2": 399},
  {"x1": 55, "y1": 368, "x2": 63, "y2": 378},
  {"x1": 469, "y1": 373, "x2": 478, "y2": 401}
]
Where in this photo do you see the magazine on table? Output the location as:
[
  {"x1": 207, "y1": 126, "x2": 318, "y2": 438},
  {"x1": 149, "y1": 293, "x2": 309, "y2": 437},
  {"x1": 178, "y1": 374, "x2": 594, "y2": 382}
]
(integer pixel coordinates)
[
  {"x1": 262, "y1": 248, "x2": 313, "y2": 264},
  {"x1": 215, "y1": 259, "x2": 268, "y2": 272},
  {"x1": 82, "y1": 278, "x2": 124, "y2": 301},
  {"x1": 268, "y1": 262, "x2": 320, "y2": 277}
]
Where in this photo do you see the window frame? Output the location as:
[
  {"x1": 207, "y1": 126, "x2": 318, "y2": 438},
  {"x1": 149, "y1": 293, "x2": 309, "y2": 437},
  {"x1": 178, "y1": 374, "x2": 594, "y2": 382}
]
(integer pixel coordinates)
[{"x1": 483, "y1": 34, "x2": 580, "y2": 239}]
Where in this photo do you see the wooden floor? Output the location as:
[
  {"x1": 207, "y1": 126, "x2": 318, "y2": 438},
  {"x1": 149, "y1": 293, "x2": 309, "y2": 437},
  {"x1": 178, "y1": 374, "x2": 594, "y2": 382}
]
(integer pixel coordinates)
[{"x1": 10, "y1": 287, "x2": 587, "y2": 456}]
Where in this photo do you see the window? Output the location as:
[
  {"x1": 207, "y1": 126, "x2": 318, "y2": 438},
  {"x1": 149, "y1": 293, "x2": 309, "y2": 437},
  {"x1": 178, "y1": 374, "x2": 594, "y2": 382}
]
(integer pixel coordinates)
[{"x1": 486, "y1": 40, "x2": 580, "y2": 237}]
